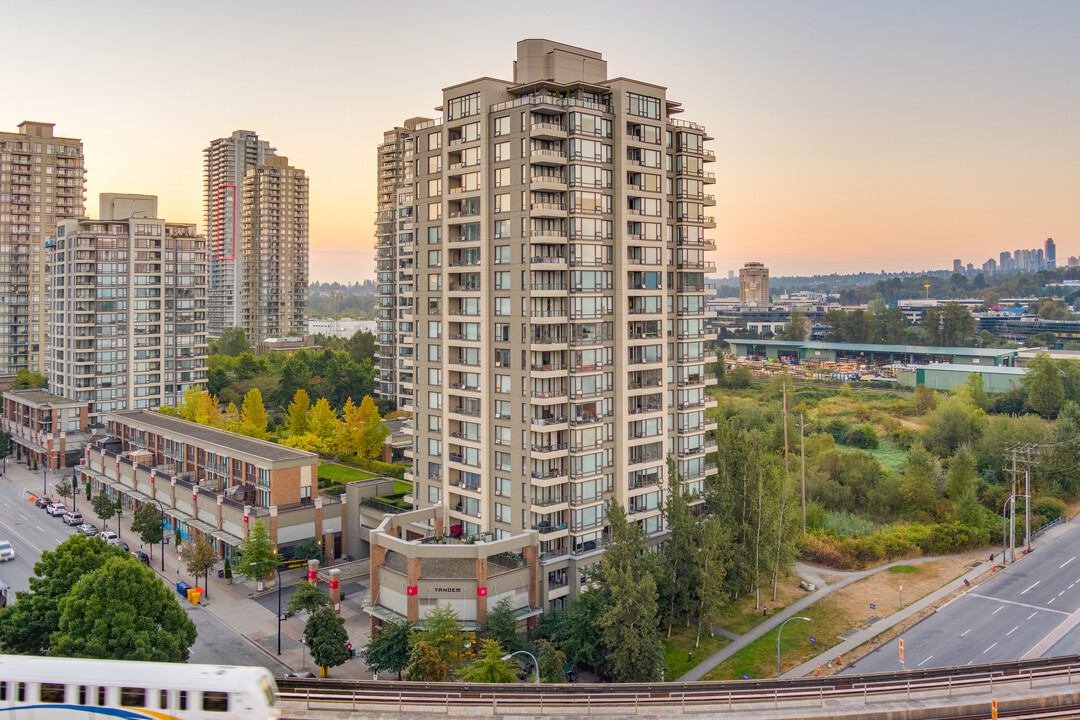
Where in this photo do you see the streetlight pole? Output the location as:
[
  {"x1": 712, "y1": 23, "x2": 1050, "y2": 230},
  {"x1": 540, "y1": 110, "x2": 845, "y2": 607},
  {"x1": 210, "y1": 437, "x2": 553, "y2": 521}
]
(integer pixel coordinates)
[
  {"x1": 502, "y1": 650, "x2": 540, "y2": 684},
  {"x1": 777, "y1": 616, "x2": 811, "y2": 677},
  {"x1": 154, "y1": 498, "x2": 166, "y2": 571}
]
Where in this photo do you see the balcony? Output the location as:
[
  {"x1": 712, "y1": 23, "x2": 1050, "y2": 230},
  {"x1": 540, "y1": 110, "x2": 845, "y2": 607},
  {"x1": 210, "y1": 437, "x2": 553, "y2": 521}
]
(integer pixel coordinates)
[
  {"x1": 530, "y1": 149, "x2": 567, "y2": 165},
  {"x1": 530, "y1": 202, "x2": 567, "y2": 218},
  {"x1": 530, "y1": 255, "x2": 567, "y2": 269},
  {"x1": 530, "y1": 175, "x2": 568, "y2": 192},
  {"x1": 531, "y1": 122, "x2": 567, "y2": 140}
]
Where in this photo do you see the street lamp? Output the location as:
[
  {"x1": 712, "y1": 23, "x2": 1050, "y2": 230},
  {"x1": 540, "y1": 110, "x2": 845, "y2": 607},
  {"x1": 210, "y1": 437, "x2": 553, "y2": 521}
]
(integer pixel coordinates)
[
  {"x1": 152, "y1": 497, "x2": 166, "y2": 571},
  {"x1": 777, "y1": 616, "x2": 811, "y2": 677},
  {"x1": 502, "y1": 650, "x2": 540, "y2": 684},
  {"x1": 251, "y1": 548, "x2": 281, "y2": 655}
]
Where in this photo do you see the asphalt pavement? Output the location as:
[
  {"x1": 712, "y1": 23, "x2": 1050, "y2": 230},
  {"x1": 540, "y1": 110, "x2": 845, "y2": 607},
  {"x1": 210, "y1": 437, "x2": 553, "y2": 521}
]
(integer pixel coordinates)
[
  {"x1": 0, "y1": 458, "x2": 290, "y2": 673},
  {"x1": 846, "y1": 521, "x2": 1080, "y2": 673}
]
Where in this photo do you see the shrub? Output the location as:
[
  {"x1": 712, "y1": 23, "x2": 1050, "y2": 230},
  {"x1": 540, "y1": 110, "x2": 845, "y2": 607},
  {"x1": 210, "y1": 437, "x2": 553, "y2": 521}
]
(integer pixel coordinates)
[
  {"x1": 823, "y1": 418, "x2": 850, "y2": 444},
  {"x1": 337, "y1": 453, "x2": 408, "y2": 480},
  {"x1": 846, "y1": 423, "x2": 880, "y2": 449},
  {"x1": 1031, "y1": 497, "x2": 1066, "y2": 522}
]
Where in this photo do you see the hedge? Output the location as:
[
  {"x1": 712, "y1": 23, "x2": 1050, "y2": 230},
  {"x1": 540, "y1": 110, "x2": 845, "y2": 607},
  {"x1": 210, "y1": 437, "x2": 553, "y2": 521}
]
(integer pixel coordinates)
[{"x1": 337, "y1": 453, "x2": 408, "y2": 480}]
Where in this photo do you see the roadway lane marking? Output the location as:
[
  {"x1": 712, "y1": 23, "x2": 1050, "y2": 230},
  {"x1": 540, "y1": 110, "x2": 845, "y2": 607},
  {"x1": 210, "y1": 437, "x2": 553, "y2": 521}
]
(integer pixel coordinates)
[
  {"x1": 1049, "y1": 598, "x2": 1056, "y2": 604},
  {"x1": 917, "y1": 656, "x2": 933, "y2": 667},
  {"x1": 966, "y1": 593, "x2": 1069, "y2": 615},
  {"x1": 1062, "y1": 557, "x2": 1076, "y2": 569},
  {"x1": 1060, "y1": 591, "x2": 1067, "y2": 597},
  {"x1": 993, "y1": 605, "x2": 1004, "y2": 615},
  {"x1": 984, "y1": 643, "x2": 997, "y2": 654},
  {"x1": 35, "y1": 524, "x2": 45, "y2": 532},
  {"x1": 1028, "y1": 612, "x2": 1039, "y2": 620},
  {"x1": 1071, "y1": 584, "x2": 1076, "y2": 590},
  {"x1": 960, "y1": 629, "x2": 971, "y2": 637},
  {"x1": 0, "y1": 516, "x2": 45, "y2": 554},
  {"x1": 1022, "y1": 581, "x2": 1041, "y2": 595},
  {"x1": 1007, "y1": 626, "x2": 1019, "y2": 636}
]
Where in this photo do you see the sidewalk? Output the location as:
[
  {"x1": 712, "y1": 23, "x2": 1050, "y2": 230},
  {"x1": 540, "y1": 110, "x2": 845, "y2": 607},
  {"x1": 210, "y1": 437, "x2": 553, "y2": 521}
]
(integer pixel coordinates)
[
  {"x1": 681, "y1": 517, "x2": 1078, "y2": 682},
  {"x1": 3, "y1": 458, "x2": 374, "y2": 678}
]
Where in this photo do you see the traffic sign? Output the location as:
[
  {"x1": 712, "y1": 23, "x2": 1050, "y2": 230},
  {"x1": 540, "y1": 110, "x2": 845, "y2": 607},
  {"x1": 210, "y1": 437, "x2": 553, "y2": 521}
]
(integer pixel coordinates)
[
  {"x1": 870, "y1": 603, "x2": 876, "y2": 610},
  {"x1": 899, "y1": 638, "x2": 905, "y2": 664},
  {"x1": 991, "y1": 699, "x2": 998, "y2": 720}
]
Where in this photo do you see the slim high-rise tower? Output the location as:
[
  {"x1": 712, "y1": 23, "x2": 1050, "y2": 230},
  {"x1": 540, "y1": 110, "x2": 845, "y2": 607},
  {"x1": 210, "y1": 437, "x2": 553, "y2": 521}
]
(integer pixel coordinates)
[
  {"x1": 240, "y1": 155, "x2": 309, "y2": 341},
  {"x1": 204, "y1": 130, "x2": 275, "y2": 338},
  {"x1": 0, "y1": 121, "x2": 85, "y2": 375},
  {"x1": 1046, "y1": 238, "x2": 1056, "y2": 270},
  {"x1": 398, "y1": 40, "x2": 719, "y2": 607}
]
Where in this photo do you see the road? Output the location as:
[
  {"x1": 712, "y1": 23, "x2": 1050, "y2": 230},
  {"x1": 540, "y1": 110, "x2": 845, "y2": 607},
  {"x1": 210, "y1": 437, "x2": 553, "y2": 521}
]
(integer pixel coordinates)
[
  {"x1": 845, "y1": 522, "x2": 1080, "y2": 673},
  {"x1": 0, "y1": 459, "x2": 289, "y2": 673}
]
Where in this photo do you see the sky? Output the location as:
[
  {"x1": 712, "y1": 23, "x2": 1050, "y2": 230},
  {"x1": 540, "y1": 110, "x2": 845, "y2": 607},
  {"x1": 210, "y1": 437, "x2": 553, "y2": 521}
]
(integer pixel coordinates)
[{"x1": 4, "y1": 1, "x2": 1077, "y2": 281}]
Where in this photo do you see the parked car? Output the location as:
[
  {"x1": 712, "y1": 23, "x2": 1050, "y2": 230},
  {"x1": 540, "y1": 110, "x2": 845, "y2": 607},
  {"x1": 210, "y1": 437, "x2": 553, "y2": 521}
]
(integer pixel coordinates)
[
  {"x1": 46, "y1": 503, "x2": 67, "y2": 516},
  {"x1": 0, "y1": 541, "x2": 13, "y2": 562},
  {"x1": 35, "y1": 496, "x2": 53, "y2": 508},
  {"x1": 62, "y1": 512, "x2": 84, "y2": 526},
  {"x1": 98, "y1": 531, "x2": 119, "y2": 542},
  {"x1": 77, "y1": 523, "x2": 99, "y2": 536},
  {"x1": 132, "y1": 550, "x2": 150, "y2": 565},
  {"x1": 108, "y1": 539, "x2": 129, "y2": 551}
]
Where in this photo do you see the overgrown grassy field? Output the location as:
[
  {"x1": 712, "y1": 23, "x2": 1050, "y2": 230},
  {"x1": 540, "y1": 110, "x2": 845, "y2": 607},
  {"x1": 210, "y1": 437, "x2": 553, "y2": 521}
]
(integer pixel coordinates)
[
  {"x1": 868, "y1": 441, "x2": 907, "y2": 474},
  {"x1": 661, "y1": 624, "x2": 730, "y2": 679}
]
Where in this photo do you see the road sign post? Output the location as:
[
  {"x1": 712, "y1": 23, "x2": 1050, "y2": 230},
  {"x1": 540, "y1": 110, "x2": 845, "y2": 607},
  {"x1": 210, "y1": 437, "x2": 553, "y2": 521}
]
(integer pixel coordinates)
[
  {"x1": 991, "y1": 698, "x2": 998, "y2": 720},
  {"x1": 899, "y1": 638, "x2": 904, "y2": 665}
]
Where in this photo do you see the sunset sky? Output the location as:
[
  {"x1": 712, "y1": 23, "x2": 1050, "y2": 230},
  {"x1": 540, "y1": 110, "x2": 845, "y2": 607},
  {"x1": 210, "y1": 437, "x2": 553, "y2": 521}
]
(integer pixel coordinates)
[{"x1": 5, "y1": 1, "x2": 1077, "y2": 282}]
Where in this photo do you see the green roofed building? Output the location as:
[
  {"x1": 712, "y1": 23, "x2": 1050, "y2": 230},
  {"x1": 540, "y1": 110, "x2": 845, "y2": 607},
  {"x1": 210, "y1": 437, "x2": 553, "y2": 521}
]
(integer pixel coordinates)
[
  {"x1": 727, "y1": 339, "x2": 1018, "y2": 367},
  {"x1": 896, "y1": 364, "x2": 1027, "y2": 393}
]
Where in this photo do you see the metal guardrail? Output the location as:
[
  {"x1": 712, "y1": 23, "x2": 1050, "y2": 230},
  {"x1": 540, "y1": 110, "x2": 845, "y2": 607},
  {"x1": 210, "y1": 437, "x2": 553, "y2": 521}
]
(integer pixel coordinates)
[
  {"x1": 276, "y1": 654, "x2": 1080, "y2": 712},
  {"x1": 1034, "y1": 515, "x2": 1068, "y2": 538}
]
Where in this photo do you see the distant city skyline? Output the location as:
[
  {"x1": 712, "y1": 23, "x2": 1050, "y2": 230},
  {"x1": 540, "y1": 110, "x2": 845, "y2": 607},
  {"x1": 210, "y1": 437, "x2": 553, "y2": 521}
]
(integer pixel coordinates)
[{"x1": 4, "y1": 1, "x2": 1077, "y2": 283}]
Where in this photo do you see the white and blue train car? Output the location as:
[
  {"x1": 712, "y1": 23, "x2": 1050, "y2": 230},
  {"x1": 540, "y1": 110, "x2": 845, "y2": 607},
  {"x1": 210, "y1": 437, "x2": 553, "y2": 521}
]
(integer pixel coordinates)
[{"x1": 0, "y1": 655, "x2": 278, "y2": 720}]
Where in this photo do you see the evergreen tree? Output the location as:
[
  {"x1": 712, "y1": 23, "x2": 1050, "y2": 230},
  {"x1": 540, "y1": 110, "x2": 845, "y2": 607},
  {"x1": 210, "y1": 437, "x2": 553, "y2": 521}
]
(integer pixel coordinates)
[
  {"x1": 900, "y1": 443, "x2": 941, "y2": 520},
  {"x1": 599, "y1": 565, "x2": 665, "y2": 682},
  {"x1": 131, "y1": 503, "x2": 163, "y2": 558},
  {"x1": 1023, "y1": 352, "x2": 1065, "y2": 418},
  {"x1": 361, "y1": 620, "x2": 412, "y2": 679},
  {"x1": 414, "y1": 602, "x2": 465, "y2": 672},
  {"x1": 462, "y1": 639, "x2": 520, "y2": 683},
  {"x1": 658, "y1": 457, "x2": 697, "y2": 635},
  {"x1": 945, "y1": 444, "x2": 978, "y2": 501},
  {"x1": 237, "y1": 519, "x2": 278, "y2": 581},
  {"x1": 287, "y1": 580, "x2": 329, "y2": 617},
  {"x1": 479, "y1": 596, "x2": 522, "y2": 653},
  {"x1": 404, "y1": 641, "x2": 447, "y2": 681}
]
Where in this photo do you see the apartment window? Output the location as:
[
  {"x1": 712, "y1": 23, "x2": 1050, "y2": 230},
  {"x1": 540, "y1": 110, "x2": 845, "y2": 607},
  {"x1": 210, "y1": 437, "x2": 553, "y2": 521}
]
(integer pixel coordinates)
[
  {"x1": 427, "y1": 249, "x2": 441, "y2": 267},
  {"x1": 493, "y1": 116, "x2": 510, "y2": 136},
  {"x1": 428, "y1": 485, "x2": 443, "y2": 503},
  {"x1": 428, "y1": 414, "x2": 442, "y2": 432},
  {"x1": 428, "y1": 132, "x2": 442, "y2": 151},
  {"x1": 494, "y1": 271, "x2": 510, "y2": 290},
  {"x1": 495, "y1": 374, "x2": 511, "y2": 393},
  {"x1": 494, "y1": 192, "x2": 510, "y2": 213},
  {"x1": 495, "y1": 298, "x2": 510, "y2": 316},
  {"x1": 428, "y1": 438, "x2": 442, "y2": 457},
  {"x1": 428, "y1": 273, "x2": 441, "y2": 291},
  {"x1": 427, "y1": 202, "x2": 442, "y2": 221},
  {"x1": 427, "y1": 321, "x2": 441, "y2": 338},
  {"x1": 494, "y1": 167, "x2": 510, "y2": 188},
  {"x1": 448, "y1": 92, "x2": 480, "y2": 120},
  {"x1": 427, "y1": 156, "x2": 442, "y2": 174},
  {"x1": 495, "y1": 452, "x2": 511, "y2": 472},
  {"x1": 494, "y1": 245, "x2": 510, "y2": 264},
  {"x1": 494, "y1": 141, "x2": 510, "y2": 162},
  {"x1": 627, "y1": 92, "x2": 661, "y2": 119},
  {"x1": 428, "y1": 344, "x2": 441, "y2": 361},
  {"x1": 427, "y1": 227, "x2": 442, "y2": 244},
  {"x1": 427, "y1": 179, "x2": 442, "y2": 196},
  {"x1": 493, "y1": 323, "x2": 510, "y2": 342},
  {"x1": 495, "y1": 400, "x2": 511, "y2": 419},
  {"x1": 428, "y1": 391, "x2": 442, "y2": 410},
  {"x1": 495, "y1": 503, "x2": 510, "y2": 524}
]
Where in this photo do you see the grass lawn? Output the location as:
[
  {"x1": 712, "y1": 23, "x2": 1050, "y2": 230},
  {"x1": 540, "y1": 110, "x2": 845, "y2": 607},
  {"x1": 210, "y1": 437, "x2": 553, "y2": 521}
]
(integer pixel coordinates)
[
  {"x1": 661, "y1": 624, "x2": 730, "y2": 679},
  {"x1": 703, "y1": 555, "x2": 975, "y2": 680},
  {"x1": 868, "y1": 441, "x2": 907, "y2": 474},
  {"x1": 318, "y1": 463, "x2": 378, "y2": 484},
  {"x1": 713, "y1": 577, "x2": 804, "y2": 636}
]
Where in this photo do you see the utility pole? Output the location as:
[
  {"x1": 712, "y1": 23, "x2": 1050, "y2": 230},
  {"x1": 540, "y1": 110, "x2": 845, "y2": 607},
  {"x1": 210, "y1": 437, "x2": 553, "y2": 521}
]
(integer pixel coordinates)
[
  {"x1": 781, "y1": 382, "x2": 790, "y2": 473},
  {"x1": 796, "y1": 414, "x2": 808, "y2": 535},
  {"x1": 1009, "y1": 448, "x2": 1018, "y2": 563}
]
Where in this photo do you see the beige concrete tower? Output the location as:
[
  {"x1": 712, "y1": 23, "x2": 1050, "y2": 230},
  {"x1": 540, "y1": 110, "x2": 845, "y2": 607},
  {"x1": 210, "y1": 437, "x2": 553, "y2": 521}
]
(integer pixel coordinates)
[
  {"x1": 400, "y1": 39, "x2": 719, "y2": 610},
  {"x1": 375, "y1": 118, "x2": 431, "y2": 410},
  {"x1": 739, "y1": 261, "x2": 770, "y2": 306},
  {"x1": 240, "y1": 155, "x2": 309, "y2": 341},
  {"x1": 50, "y1": 194, "x2": 208, "y2": 421},
  {"x1": 0, "y1": 122, "x2": 85, "y2": 375}
]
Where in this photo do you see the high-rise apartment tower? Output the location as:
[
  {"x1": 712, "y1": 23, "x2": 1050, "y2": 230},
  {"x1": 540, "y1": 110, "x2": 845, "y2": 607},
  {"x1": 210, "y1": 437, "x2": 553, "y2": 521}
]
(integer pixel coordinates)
[
  {"x1": 240, "y1": 155, "x2": 309, "y2": 341},
  {"x1": 50, "y1": 194, "x2": 208, "y2": 421},
  {"x1": 204, "y1": 130, "x2": 275, "y2": 338},
  {"x1": 0, "y1": 122, "x2": 85, "y2": 375},
  {"x1": 392, "y1": 39, "x2": 719, "y2": 608},
  {"x1": 375, "y1": 119, "x2": 431, "y2": 409}
]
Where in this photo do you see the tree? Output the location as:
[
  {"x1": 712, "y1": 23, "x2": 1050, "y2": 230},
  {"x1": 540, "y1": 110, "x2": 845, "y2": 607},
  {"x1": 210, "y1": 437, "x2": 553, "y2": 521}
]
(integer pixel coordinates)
[
  {"x1": 357, "y1": 396, "x2": 389, "y2": 459},
  {"x1": 213, "y1": 327, "x2": 252, "y2": 357},
  {"x1": 463, "y1": 639, "x2": 520, "y2": 683},
  {"x1": 174, "y1": 388, "x2": 223, "y2": 427},
  {"x1": 945, "y1": 444, "x2": 978, "y2": 501},
  {"x1": 548, "y1": 588, "x2": 606, "y2": 671},
  {"x1": 179, "y1": 534, "x2": 218, "y2": 597},
  {"x1": 291, "y1": 537, "x2": 326, "y2": 564},
  {"x1": 273, "y1": 355, "x2": 312, "y2": 408},
  {"x1": 778, "y1": 310, "x2": 809, "y2": 341},
  {"x1": 658, "y1": 458, "x2": 698, "y2": 634},
  {"x1": 14, "y1": 370, "x2": 47, "y2": 389},
  {"x1": 361, "y1": 619, "x2": 412, "y2": 679},
  {"x1": 694, "y1": 516, "x2": 730, "y2": 648},
  {"x1": 415, "y1": 602, "x2": 466, "y2": 672},
  {"x1": 900, "y1": 443, "x2": 941, "y2": 520},
  {"x1": 345, "y1": 330, "x2": 378, "y2": 364},
  {"x1": 92, "y1": 490, "x2": 117, "y2": 528},
  {"x1": 599, "y1": 565, "x2": 665, "y2": 682},
  {"x1": 334, "y1": 398, "x2": 362, "y2": 456},
  {"x1": 48, "y1": 556, "x2": 197, "y2": 661},
  {"x1": 536, "y1": 638, "x2": 568, "y2": 683},
  {"x1": 287, "y1": 581, "x2": 330, "y2": 617},
  {"x1": 131, "y1": 502, "x2": 163, "y2": 558},
  {"x1": 913, "y1": 384, "x2": 936, "y2": 413},
  {"x1": 239, "y1": 388, "x2": 269, "y2": 439},
  {"x1": 404, "y1": 640, "x2": 448, "y2": 681},
  {"x1": 1023, "y1": 352, "x2": 1065, "y2": 418},
  {"x1": 54, "y1": 477, "x2": 73, "y2": 506},
  {"x1": 0, "y1": 535, "x2": 138, "y2": 655},
  {"x1": 479, "y1": 596, "x2": 522, "y2": 654},
  {"x1": 940, "y1": 304, "x2": 977, "y2": 346},
  {"x1": 280, "y1": 433, "x2": 332, "y2": 455},
  {"x1": 308, "y1": 398, "x2": 340, "y2": 442},
  {"x1": 962, "y1": 372, "x2": 991, "y2": 412},
  {"x1": 287, "y1": 389, "x2": 312, "y2": 436},
  {"x1": 237, "y1": 519, "x2": 278, "y2": 581},
  {"x1": 304, "y1": 607, "x2": 350, "y2": 677}
]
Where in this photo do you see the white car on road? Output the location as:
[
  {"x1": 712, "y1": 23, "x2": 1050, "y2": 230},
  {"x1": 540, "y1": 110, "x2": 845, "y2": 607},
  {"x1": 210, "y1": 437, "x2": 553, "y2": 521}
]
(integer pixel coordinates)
[
  {"x1": 98, "y1": 531, "x2": 119, "y2": 542},
  {"x1": 0, "y1": 540, "x2": 13, "y2": 562},
  {"x1": 46, "y1": 503, "x2": 67, "y2": 517}
]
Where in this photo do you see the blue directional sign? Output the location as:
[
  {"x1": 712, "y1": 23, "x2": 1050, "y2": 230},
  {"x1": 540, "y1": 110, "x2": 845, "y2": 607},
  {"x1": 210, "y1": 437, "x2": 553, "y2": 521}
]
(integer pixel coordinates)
[
  {"x1": 742, "y1": 673, "x2": 750, "y2": 680},
  {"x1": 870, "y1": 603, "x2": 876, "y2": 610},
  {"x1": 810, "y1": 637, "x2": 817, "y2": 643}
]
